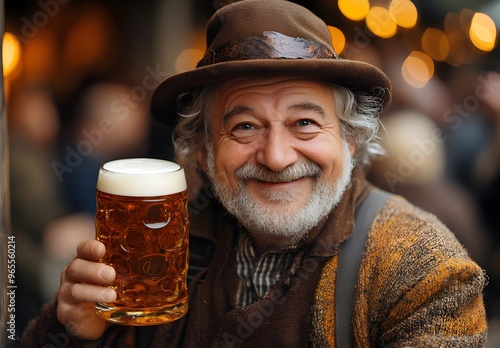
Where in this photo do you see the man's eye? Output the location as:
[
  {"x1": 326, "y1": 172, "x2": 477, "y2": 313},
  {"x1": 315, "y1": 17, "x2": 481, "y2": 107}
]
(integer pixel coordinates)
[
  {"x1": 229, "y1": 122, "x2": 261, "y2": 143},
  {"x1": 234, "y1": 123, "x2": 254, "y2": 131},
  {"x1": 297, "y1": 119, "x2": 315, "y2": 127}
]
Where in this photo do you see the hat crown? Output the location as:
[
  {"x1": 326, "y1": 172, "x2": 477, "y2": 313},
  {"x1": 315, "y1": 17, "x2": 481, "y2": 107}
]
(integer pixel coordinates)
[
  {"x1": 203, "y1": 0, "x2": 336, "y2": 60},
  {"x1": 150, "y1": 0, "x2": 391, "y2": 126}
]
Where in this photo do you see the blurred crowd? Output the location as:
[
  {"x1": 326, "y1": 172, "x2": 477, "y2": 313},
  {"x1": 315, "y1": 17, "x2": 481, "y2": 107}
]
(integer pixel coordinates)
[
  {"x1": 3, "y1": 0, "x2": 500, "y2": 344},
  {"x1": 366, "y1": 39, "x2": 500, "y2": 344}
]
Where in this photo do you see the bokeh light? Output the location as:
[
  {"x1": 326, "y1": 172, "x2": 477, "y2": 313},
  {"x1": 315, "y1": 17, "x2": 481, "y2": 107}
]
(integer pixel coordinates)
[
  {"x1": 2, "y1": 32, "x2": 21, "y2": 78},
  {"x1": 469, "y1": 12, "x2": 497, "y2": 52},
  {"x1": 175, "y1": 48, "x2": 204, "y2": 73},
  {"x1": 459, "y1": 9, "x2": 476, "y2": 33},
  {"x1": 366, "y1": 6, "x2": 398, "y2": 38},
  {"x1": 446, "y1": 30, "x2": 468, "y2": 67},
  {"x1": 389, "y1": 0, "x2": 418, "y2": 29},
  {"x1": 444, "y1": 12, "x2": 469, "y2": 67},
  {"x1": 401, "y1": 51, "x2": 434, "y2": 88},
  {"x1": 421, "y1": 28, "x2": 450, "y2": 62},
  {"x1": 61, "y1": 5, "x2": 114, "y2": 69},
  {"x1": 338, "y1": 0, "x2": 370, "y2": 21},
  {"x1": 23, "y1": 29, "x2": 58, "y2": 85},
  {"x1": 328, "y1": 25, "x2": 346, "y2": 54}
]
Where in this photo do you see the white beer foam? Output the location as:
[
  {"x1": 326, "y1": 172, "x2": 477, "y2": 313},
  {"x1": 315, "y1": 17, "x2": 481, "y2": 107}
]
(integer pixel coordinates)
[{"x1": 97, "y1": 158, "x2": 187, "y2": 196}]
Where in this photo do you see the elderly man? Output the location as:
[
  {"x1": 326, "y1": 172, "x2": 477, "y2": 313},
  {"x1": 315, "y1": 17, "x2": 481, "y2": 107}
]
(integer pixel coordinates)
[{"x1": 22, "y1": 0, "x2": 487, "y2": 347}]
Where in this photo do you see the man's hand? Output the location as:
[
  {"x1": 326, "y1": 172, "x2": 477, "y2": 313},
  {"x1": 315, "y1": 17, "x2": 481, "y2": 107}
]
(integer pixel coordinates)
[{"x1": 56, "y1": 240, "x2": 116, "y2": 340}]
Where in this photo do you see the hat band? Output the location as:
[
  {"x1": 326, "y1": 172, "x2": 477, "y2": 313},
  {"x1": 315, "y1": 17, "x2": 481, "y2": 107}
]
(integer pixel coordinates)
[{"x1": 197, "y1": 31, "x2": 339, "y2": 67}]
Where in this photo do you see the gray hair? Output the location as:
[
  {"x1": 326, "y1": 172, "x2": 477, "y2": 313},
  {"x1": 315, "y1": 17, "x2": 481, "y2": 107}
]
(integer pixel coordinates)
[
  {"x1": 332, "y1": 85, "x2": 387, "y2": 166},
  {"x1": 172, "y1": 84, "x2": 387, "y2": 170}
]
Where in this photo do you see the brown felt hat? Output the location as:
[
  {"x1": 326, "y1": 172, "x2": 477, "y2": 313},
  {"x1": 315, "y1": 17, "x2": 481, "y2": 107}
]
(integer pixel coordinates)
[{"x1": 151, "y1": 0, "x2": 392, "y2": 126}]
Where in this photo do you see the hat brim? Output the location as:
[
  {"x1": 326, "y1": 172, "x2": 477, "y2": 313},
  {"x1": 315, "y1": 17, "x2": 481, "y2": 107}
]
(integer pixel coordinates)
[{"x1": 151, "y1": 59, "x2": 392, "y2": 127}]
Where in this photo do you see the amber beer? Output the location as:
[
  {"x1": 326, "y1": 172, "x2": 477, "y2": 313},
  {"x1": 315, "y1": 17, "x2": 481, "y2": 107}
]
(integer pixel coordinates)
[{"x1": 94, "y1": 158, "x2": 189, "y2": 325}]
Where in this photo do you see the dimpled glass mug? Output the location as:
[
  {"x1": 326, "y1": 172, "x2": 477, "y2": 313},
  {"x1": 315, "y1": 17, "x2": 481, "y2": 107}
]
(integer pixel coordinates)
[{"x1": 94, "y1": 158, "x2": 189, "y2": 325}]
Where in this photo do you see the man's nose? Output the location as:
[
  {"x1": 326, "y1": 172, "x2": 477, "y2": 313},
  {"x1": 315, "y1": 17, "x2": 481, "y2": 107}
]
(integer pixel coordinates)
[{"x1": 255, "y1": 125, "x2": 299, "y2": 172}]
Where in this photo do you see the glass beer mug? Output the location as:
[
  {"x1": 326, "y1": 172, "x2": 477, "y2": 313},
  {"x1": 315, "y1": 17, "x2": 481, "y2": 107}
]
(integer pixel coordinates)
[{"x1": 94, "y1": 158, "x2": 189, "y2": 325}]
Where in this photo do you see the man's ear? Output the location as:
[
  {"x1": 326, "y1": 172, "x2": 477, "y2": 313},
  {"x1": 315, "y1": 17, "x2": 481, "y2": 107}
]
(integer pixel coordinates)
[{"x1": 196, "y1": 145, "x2": 209, "y2": 173}]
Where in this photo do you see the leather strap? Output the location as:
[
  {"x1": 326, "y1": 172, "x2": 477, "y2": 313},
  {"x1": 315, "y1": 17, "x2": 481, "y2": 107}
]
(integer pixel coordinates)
[{"x1": 335, "y1": 188, "x2": 393, "y2": 347}]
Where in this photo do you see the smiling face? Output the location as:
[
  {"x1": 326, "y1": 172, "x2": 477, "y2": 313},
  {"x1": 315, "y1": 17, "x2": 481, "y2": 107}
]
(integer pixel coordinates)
[{"x1": 201, "y1": 76, "x2": 355, "y2": 244}]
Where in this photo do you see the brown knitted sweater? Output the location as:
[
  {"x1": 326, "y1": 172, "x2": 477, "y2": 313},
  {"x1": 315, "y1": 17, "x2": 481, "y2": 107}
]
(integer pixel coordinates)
[
  {"x1": 311, "y1": 195, "x2": 487, "y2": 347},
  {"x1": 20, "y1": 179, "x2": 488, "y2": 347}
]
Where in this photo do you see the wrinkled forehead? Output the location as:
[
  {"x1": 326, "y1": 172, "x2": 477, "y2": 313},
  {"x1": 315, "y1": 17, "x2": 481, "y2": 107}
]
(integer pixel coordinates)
[
  {"x1": 210, "y1": 76, "x2": 335, "y2": 108},
  {"x1": 204, "y1": 77, "x2": 342, "y2": 133}
]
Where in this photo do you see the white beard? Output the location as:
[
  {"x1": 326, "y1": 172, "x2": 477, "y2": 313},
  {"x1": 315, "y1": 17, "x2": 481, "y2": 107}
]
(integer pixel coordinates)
[{"x1": 206, "y1": 140, "x2": 354, "y2": 243}]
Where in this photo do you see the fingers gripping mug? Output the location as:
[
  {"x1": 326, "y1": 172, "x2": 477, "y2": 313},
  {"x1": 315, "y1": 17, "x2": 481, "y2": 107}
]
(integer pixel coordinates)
[{"x1": 94, "y1": 158, "x2": 189, "y2": 326}]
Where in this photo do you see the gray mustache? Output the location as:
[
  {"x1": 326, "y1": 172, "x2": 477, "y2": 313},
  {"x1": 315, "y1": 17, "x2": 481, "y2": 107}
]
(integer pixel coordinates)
[{"x1": 235, "y1": 161, "x2": 322, "y2": 183}]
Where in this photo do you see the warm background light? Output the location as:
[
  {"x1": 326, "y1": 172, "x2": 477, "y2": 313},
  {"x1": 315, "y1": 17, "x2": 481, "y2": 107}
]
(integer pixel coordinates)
[
  {"x1": 2, "y1": 32, "x2": 21, "y2": 78},
  {"x1": 459, "y1": 9, "x2": 476, "y2": 33},
  {"x1": 338, "y1": 0, "x2": 370, "y2": 21},
  {"x1": 469, "y1": 12, "x2": 497, "y2": 51},
  {"x1": 60, "y1": 5, "x2": 114, "y2": 69},
  {"x1": 421, "y1": 28, "x2": 450, "y2": 61},
  {"x1": 175, "y1": 48, "x2": 204, "y2": 72},
  {"x1": 389, "y1": 0, "x2": 418, "y2": 29},
  {"x1": 22, "y1": 29, "x2": 58, "y2": 85},
  {"x1": 401, "y1": 51, "x2": 434, "y2": 88},
  {"x1": 443, "y1": 12, "x2": 469, "y2": 67},
  {"x1": 366, "y1": 6, "x2": 398, "y2": 38},
  {"x1": 328, "y1": 25, "x2": 346, "y2": 54},
  {"x1": 446, "y1": 30, "x2": 468, "y2": 67}
]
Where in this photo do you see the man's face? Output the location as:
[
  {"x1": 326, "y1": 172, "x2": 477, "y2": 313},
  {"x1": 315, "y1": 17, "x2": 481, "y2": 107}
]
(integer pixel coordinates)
[{"x1": 202, "y1": 76, "x2": 355, "y2": 242}]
